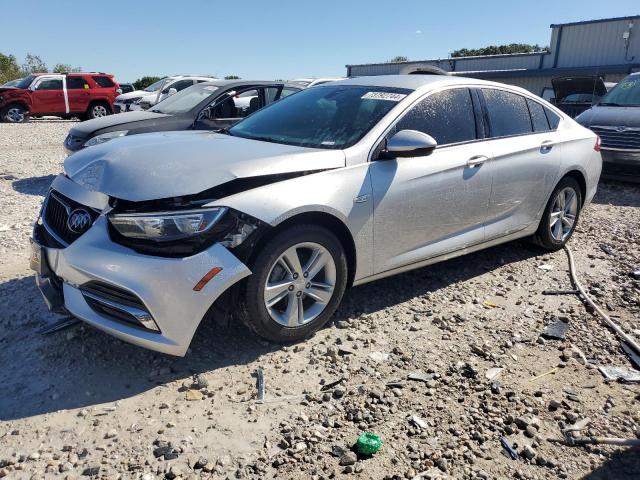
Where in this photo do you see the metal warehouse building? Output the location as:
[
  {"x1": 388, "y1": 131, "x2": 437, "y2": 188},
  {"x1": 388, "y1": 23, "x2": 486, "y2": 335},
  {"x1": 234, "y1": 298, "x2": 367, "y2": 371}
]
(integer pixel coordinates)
[{"x1": 346, "y1": 15, "x2": 640, "y2": 97}]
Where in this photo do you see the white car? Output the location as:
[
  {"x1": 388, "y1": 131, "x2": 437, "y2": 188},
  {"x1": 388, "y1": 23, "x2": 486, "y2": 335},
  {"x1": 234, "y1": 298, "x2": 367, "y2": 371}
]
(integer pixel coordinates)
[
  {"x1": 32, "y1": 75, "x2": 601, "y2": 356},
  {"x1": 292, "y1": 77, "x2": 345, "y2": 88},
  {"x1": 113, "y1": 76, "x2": 216, "y2": 113}
]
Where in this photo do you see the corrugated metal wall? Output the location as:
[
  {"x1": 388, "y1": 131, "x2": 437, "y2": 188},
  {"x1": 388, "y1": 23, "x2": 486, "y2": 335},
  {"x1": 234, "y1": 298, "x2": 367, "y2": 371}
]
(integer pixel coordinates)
[
  {"x1": 349, "y1": 17, "x2": 640, "y2": 76},
  {"x1": 555, "y1": 18, "x2": 639, "y2": 67}
]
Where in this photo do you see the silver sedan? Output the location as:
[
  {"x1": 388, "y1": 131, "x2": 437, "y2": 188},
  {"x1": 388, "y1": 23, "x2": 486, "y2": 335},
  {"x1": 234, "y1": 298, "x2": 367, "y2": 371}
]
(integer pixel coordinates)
[{"x1": 32, "y1": 75, "x2": 602, "y2": 355}]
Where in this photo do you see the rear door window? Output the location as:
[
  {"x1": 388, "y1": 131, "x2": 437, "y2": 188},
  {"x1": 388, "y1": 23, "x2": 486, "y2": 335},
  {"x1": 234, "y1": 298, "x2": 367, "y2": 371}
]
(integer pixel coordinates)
[
  {"x1": 526, "y1": 98, "x2": 550, "y2": 132},
  {"x1": 483, "y1": 89, "x2": 533, "y2": 137},
  {"x1": 396, "y1": 88, "x2": 477, "y2": 146},
  {"x1": 66, "y1": 77, "x2": 89, "y2": 89},
  {"x1": 92, "y1": 76, "x2": 115, "y2": 88}
]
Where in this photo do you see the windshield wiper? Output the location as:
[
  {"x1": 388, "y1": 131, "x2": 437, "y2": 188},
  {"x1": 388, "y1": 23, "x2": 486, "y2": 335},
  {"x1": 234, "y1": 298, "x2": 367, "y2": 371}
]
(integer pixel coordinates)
[
  {"x1": 597, "y1": 102, "x2": 623, "y2": 107},
  {"x1": 216, "y1": 128, "x2": 233, "y2": 136}
]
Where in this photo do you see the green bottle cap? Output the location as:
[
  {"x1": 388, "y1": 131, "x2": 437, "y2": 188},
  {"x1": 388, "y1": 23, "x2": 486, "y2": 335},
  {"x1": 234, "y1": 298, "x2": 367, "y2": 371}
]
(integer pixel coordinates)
[{"x1": 356, "y1": 432, "x2": 382, "y2": 455}]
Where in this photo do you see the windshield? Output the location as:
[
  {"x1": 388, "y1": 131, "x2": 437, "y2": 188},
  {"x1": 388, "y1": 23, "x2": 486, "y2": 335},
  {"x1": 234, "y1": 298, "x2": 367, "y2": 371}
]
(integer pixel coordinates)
[
  {"x1": 15, "y1": 75, "x2": 36, "y2": 89},
  {"x1": 144, "y1": 78, "x2": 168, "y2": 93},
  {"x1": 151, "y1": 84, "x2": 218, "y2": 115},
  {"x1": 229, "y1": 85, "x2": 411, "y2": 149},
  {"x1": 2, "y1": 78, "x2": 22, "y2": 87},
  {"x1": 598, "y1": 75, "x2": 640, "y2": 106}
]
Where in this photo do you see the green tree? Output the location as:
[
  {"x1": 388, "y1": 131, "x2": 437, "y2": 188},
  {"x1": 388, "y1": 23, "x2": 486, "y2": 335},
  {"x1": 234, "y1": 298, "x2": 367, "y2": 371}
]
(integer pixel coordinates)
[
  {"x1": 388, "y1": 56, "x2": 408, "y2": 63},
  {"x1": 0, "y1": 52, "x2": 22, "y2": 85},
  {"x1": 21, "y1": 53, "x2": 47, "y2": 74},
  {"x1": 451, "y1": 43, "x2": 550, "y2": 58},
  {"x1": 224, "y1": 75, "x2": 241, "y2": 80},
  {"x1": 52, "y1": 63, "x2": 82, "y2": 73},
  {"x1": 133, "y1": 76, "x2": 164, "y2": 90}
]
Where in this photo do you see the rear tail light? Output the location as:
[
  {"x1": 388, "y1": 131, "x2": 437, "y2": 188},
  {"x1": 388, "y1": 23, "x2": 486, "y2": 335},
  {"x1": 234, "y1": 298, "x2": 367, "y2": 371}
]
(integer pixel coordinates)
[{"x1": 594, "y1": 135, "x2": 601, "y2": 152}]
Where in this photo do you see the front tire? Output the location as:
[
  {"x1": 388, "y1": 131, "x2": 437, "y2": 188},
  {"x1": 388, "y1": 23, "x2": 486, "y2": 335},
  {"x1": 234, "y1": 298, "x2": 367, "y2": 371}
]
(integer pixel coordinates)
[
  {"x1": 1, "y1": 104, "x2": 29, "y2": 123},
  {"x1": 533, "y1": 177, "x2": 582, "y2": 250},
  {"x1": 240, "y1": 224, "x2": 348, "y2": 343}
]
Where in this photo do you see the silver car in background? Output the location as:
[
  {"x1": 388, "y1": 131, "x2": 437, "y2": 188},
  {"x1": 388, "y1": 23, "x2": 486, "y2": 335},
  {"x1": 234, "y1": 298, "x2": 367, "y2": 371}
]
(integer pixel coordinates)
[{"x1": 31, "y1": 75, "x2": 602, "y2": 356}]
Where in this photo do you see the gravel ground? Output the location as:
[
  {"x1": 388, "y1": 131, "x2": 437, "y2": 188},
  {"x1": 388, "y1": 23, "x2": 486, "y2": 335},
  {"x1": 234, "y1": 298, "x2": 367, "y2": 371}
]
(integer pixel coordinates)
[{"x1": 0, "y1": 121, "x2": 639, "y2": 480}]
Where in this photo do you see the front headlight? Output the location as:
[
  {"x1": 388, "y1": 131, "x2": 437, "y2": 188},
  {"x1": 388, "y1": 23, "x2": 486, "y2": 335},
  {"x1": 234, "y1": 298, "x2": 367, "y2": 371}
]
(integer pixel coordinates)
[
  {"x1": 109, "y1": 207, "x2": 227, "y2": 242},
  {"x1": 84, "y1": 130, "x2": 128, "y2": 147},
  {"x1": 122, "y1": 96, "x2": 142, "y2": 104}
]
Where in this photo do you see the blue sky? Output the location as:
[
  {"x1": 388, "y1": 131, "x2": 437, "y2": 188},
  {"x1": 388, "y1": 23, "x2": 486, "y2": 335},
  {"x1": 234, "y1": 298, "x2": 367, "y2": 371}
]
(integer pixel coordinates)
[{"x1": 1, "y1": 1, "x2": 638, "y2": 82}]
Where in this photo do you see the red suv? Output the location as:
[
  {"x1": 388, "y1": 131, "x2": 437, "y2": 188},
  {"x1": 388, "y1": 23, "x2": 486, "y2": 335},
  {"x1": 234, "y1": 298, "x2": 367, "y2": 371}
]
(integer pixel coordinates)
[{"x1": 0, "y1": 73, "x2": 120, "y2": 123}]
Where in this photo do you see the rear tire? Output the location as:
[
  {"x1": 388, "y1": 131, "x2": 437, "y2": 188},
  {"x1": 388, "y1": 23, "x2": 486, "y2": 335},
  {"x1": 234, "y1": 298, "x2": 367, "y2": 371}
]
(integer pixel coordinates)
[
  {"x1": 239, "y1": 224, "x2": 348, "y2": 343},
  {"x1": 87, "y1": 102, "x2": 110, "y2": 119},
  {"x1": 533, "y1": 176, "x2": 582, "y2": 250},
  {"x1": 1, "y1": 104, "x2": 29, "y2": 123}
]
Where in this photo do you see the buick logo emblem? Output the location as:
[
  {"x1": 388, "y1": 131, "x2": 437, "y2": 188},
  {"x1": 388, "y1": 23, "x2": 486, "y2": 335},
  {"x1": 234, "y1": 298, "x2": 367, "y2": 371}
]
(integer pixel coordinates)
[
  {"x1": 67, "y1": 209, "x2": 92, "y2": 234},
  {"x1": 615, "y1": 126, "x2": 627, "y2": 132}
]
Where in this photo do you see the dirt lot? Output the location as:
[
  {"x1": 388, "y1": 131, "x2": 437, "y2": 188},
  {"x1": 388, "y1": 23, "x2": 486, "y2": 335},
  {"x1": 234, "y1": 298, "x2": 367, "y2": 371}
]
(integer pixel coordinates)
[{"x1": 0, "y1": 121, "x2": 639, "y2": 480}]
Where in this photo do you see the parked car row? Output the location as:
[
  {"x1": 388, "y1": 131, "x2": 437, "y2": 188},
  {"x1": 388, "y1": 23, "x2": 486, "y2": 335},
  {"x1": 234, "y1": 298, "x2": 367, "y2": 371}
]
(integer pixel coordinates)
[
  {"x1": 31, "y1": 74, "x2": 602, "y2": 356},
  {"x1": 64, "y1": 80, "x2": 302, "y2": 151}
]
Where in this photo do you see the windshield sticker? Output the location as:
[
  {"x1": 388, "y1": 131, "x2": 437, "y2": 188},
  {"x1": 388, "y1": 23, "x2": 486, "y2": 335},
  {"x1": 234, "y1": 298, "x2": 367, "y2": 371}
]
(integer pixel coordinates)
[
  {"x1": 321, "y1": 140, "x2": 336, "y2": 146},
  {"x1": 362, "y1": 92, "x2": 407, "y2": 101}
]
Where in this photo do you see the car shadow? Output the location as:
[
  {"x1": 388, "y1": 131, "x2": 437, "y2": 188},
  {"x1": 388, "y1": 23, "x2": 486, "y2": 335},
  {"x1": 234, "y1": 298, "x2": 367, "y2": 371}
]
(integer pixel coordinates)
[
  {"x1": 0, "y1": 239, "x2": 541, "y2": 421},
  {"x1": 592, "y1": 179, "x2": 640, "y2": 207},
  {"x1": 581, "y1": 447, "x2": 640, "y2": 479},
  {"x1": 11, "y1": 174, "x2": 56, "y2": 197}
]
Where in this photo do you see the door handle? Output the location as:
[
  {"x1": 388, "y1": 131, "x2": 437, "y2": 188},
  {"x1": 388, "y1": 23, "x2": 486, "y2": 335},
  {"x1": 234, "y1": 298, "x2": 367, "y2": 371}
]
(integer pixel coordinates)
[
  {"x1": 540, "y1": 140, "x2": 554, "y2": 152},
  {"x1": 467, "y1": 155, "x2": 488, "y2": 168}
]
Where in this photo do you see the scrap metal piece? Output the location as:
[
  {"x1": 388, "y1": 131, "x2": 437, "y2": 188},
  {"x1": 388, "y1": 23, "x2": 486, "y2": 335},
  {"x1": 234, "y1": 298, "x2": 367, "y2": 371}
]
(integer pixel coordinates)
[
  {"x1": 255, "y1": 368, "x2": 265, "y2": 402},
  {"x1": 621, "y1": 342, "x2": 640, "y2": 370},
  {"x1": 542, "y1": 289, "x2": 579, "y2": 296},
  {"x1": 500, "y1": 437, "x2": 518, "y2": 460},
  {"x1": 598, "y1": 366, "x2": 640, "y2": 383},
  {"x1": 541, "y1": 319, "x2": 570, "y2": 340}
]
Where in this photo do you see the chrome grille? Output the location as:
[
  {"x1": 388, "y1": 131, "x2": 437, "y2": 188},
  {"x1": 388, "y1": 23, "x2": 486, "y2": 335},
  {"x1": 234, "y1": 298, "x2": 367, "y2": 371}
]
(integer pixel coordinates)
[
  {"x1": 589, "y1": 126, "x2": 640, "y2": 151},
  {"x1": 42, "y1": 190, "x2": 98, "y2": 246}
]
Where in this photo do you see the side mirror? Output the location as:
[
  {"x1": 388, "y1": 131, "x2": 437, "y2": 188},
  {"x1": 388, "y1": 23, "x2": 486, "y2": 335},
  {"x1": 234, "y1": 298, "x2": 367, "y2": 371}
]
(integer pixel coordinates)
[
  {"x1": 116, "y1": 88, "x2": 123, "y2": 94},
  {"x1": 168, "y1": 88, "x2": 177, "y2": 96},
  {"x1": 379, "y1": 130, "x2": 437, "y2": 159}
]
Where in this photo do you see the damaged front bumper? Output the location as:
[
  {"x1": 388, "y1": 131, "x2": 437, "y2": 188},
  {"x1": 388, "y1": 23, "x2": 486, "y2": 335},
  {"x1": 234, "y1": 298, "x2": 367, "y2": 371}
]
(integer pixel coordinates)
[{"x1": 32, "y1": 214, "x2": 251, "y2": 356}]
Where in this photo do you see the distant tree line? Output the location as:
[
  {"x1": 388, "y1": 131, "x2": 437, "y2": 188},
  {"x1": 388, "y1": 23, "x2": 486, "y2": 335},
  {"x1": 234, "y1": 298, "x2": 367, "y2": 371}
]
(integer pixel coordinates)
[
  {"x1": 451, "y1": 43, "x2": 550, "y2": 58},
  {"x1": 0, "y1": 52, "x2": 82, "y2": 84}
]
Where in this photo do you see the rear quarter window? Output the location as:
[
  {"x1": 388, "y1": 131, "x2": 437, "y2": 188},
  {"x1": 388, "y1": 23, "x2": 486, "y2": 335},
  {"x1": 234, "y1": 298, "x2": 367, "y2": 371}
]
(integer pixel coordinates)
[
  {"x1": 544, "y1": 107, "x2": 560, "y2": 129},
  {"x1": 526, "y1": 98, "x2": 550, "y2": 132},
  {"x1": 483, "y1": 89, "x2": 533, "y2": 137},
  {"x1": 92, "y1": 76, "x2": 115, "y2": 88}
]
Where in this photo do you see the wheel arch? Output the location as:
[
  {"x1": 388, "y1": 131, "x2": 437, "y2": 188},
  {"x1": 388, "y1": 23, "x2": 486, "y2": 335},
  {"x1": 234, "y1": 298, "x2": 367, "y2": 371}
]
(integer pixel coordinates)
[
  {"x1": 87, "y1": 99, "x2": 112, "y2": 114},
  {"x1": 248, "y1": 210, "x2": 358, "y2": 288},
  {"x1": 561, "y1": 169, "x2": 587, "y2": 206}
]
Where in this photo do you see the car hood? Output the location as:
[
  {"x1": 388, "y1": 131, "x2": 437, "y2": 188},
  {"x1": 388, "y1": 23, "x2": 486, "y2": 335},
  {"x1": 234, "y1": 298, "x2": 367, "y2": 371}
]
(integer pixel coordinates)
[
  {"x1": 64, "y1": 131, "x2": 346, "y2": 202},
  {"x1": 69, "y1": 111, "x2": 170, "y2": 136},
  {"x1": 0, "y1": 86, "x2": 21, "y2": 94},
  {"x1": 576, "y1": 105, "x2": 640, "y2": 128},
  {"x1": 115, "y1": 90, "x2": 150, "y2": 101},
  {"x1": 552, "y1": 76, "x2": 607, "y2": 102}
]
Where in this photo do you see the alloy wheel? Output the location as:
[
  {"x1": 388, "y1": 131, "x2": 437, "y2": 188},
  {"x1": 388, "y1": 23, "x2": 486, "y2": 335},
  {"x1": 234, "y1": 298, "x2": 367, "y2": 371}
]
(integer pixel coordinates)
[
  {"x1": 263, "y1": 242, "x2": 336, "y2": 327},
  {"x1": 549, "y1": 186, "x2": 578, "y2": 242},
  {"x1": 92, "y1": 105, "x2": 108, "y2": 118},
  {"x1": 6, "y1": 107, "x2": 25, "y2": 123}
]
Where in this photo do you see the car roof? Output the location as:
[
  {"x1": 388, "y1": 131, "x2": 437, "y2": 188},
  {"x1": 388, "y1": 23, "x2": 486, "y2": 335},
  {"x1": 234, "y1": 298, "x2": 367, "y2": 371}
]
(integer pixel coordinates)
[
  {"x1": 197, "y1": 80, "x2": 298, "y2": 88},
  {"x1": 329, "y1": 74, "x2": 533, "y2": 94}
]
